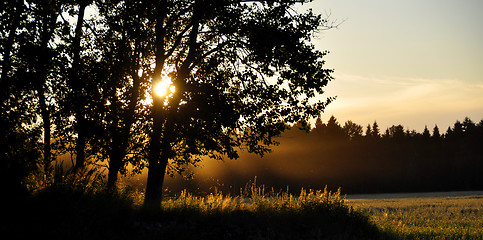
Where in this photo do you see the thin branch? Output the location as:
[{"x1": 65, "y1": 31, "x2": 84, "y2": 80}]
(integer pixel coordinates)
[{"x1": 164, "y1": 22, "x2": 193, "y2": 58}]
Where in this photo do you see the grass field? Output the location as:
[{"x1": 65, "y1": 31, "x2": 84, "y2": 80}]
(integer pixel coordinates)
[
  {"x1": 5, "y1": 179, "x2": 482, "y2": 240},
  {"x1": 4, "y1": 183, "x2": 388, "y2": 240},
  {"x1": 347, "y1": 192, "x2": 483, "y2": 240}
]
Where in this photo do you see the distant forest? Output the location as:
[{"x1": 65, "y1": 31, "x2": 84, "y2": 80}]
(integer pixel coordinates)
[
  {"x1": 277, "y1": 116, "x2": 483, "y2": 193},
  {"x1": 171, "y1": 116, "x2": 483, "y2": 195}
]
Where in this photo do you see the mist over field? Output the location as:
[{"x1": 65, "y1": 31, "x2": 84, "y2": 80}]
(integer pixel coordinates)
[{"x1": 123, "y1": 116, "x2": 483, "y2": 196}]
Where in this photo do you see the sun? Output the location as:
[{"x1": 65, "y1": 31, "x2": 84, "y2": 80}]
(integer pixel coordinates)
[{"x1": 154, "y1": 77, "x2": 175, "y2": 98}]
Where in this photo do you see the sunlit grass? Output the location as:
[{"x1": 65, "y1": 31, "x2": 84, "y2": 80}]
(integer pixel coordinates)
[
  {"x1": 14, "y1": 173, "x2": 481, "y2": 239},
  {"x1": 141, "y1": 181, "x2": 384, "y2": 239},
  {"x1": 7, "y1": 179, "x2": 386, "y2": 239},
  {"x1": 161, "y1": 181, "x2": 346, "y2": 214},
  {"x1": 348, "y1": 195, "x2": 483, "y2": 239}
]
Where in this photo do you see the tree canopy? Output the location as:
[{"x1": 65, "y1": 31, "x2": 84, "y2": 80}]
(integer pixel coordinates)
[{"x1": 1, "y1": 0, "x2": 335, "y2": 207}]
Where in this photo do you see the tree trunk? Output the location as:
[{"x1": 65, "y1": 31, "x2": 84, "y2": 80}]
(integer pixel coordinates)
[
  {"x1": 144, "y1": 157, "x2": 166, "y2": 208},
  {"x1": 145, "y1": 110, "x2": 179, "y2": 206},
  {"x1": 38, "y1": 91, "x2": 52, "y2": 176},
  {"x1": 71, "y1": 3, "x2": 87, "y2": 171},
  {"x1": 105, "y1": 45, "x2": 143, "y2": 190},
  {"x1": 107, "y1": 145, "x2": 122, "y2": 190},
  {"x1": 144, "y1": 96, "x2": 166, "y2": 207},
  {"x1": 143, "y1": 0, "x2": 168, "y2": 208},
  {"x1": 144, "y1": 0, "x2": 202, "y2": 208},
  {"x1": 35, "y1": 4, "x2": 61, "y2": 178},
  {"x1": 74, "y1": 114, "x2": 87, "y2": 171}
]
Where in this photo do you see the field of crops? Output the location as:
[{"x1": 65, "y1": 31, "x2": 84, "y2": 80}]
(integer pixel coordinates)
[{"x1": 347, "y1": 192, "x2": 483, "y2": 239}]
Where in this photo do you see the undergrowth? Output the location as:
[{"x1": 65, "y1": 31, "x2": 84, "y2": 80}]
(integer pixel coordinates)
[
  {"x1": 3, "y1": 180, "x2": 392, "y2": 240},
  {"x1": 150, "y1": 181, "x2": 389, "y2": 239}
]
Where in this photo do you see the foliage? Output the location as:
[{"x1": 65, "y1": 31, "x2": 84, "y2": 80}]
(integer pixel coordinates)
[{"x1": 1, "y1": 0, "x2": 336, "y2": 200}]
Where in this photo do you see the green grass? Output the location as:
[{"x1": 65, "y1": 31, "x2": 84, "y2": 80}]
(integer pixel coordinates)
[{"x1": 348, "y1": 195, "x2": 483, "y2": 240}]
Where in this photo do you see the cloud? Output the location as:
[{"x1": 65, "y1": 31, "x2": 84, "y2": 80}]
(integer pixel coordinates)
[{"x1": 320, "y1": 73, "x2": 483, "y2": 131}]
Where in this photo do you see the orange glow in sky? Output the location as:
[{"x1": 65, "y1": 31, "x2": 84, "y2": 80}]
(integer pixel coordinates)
[{"x1": 302, "y1": 0, "x2": 483, "y2": 131}]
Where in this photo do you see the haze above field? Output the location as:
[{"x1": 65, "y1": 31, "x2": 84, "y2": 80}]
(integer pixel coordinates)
[{"x1": 302, "y1": 0, "x2": 483, "y2": 132}]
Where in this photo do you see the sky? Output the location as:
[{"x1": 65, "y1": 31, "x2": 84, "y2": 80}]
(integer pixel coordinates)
[{"x1": 301, "y1": 0, "x2": 483, "y2": 132}]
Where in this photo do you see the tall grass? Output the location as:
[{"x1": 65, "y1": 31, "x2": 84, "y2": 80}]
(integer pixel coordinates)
[
  {"x1": 4, "y1": 179, "x2": 389, "y2": 239},
  {"x1": 162, "y1": 183, "x2": 346, "y2": 213},
  {"x1": 145, "y1": 180, "x2": 387, "y2": 239}
]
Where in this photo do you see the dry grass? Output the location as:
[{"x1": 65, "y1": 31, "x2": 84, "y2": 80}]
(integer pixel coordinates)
[
  {"x1": 138, "y1": 181, "x2": 386, "y2": 239},
  {"x1": 3, "y1": 180, "x2": 388, "y2": 239},
  {"x1": 348, "y1": 194, "x2": 483, "y2": 239}
]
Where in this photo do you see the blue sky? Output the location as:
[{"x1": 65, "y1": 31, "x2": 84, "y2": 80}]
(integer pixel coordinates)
[{"x1": 303, "y1": 0, "x2": 483, "y2": 131}]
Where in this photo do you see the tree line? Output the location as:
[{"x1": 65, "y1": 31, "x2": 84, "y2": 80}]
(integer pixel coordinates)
[
  {"x1": 1, "y1": 0, "x2": 335, "y2": 207},
  {"x1": 158, "y1": 115, "x2": 482, "y2": 195},
  {"x1": 277, "y1": 116, "x2": 483, "y2": 193},
  {"x1": 308, "y1": 115, "x2": 483, "y2": 141}
]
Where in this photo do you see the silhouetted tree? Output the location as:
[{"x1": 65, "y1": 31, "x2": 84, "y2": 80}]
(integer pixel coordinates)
[
  {"x1": 315, "y1": 116, "x2": 324, "y2": 129},
  {"x1": 371, "y1": 121, "x2": 380, "y2": 138},
  {"x1": 88, "y1": 0, "x2": 155, "y2": 190},
  {"x1": 422, "y1": 125, "x2": 430, "y2": 140},
  {"x1": 343, "y1": 120, "x2": 363, "y2": 139},
  {"x1": 365, "y1": 124, "x2": 372, "y2": 137},
  {"x1": 462, "y1": 117, "x2": 476, "y2": 134},
  {"x1": 478, "y1": 119, "x2": 483, "y2": 129},
  {"x1": 453, "y1": 120, "x2": 464, "y2": 137},
  {"x1": 1, "y1": 0, "x2": 43, "y2": 193},
  {"x1": 1, "y1": 0, "x2": 78, "y2": 187},
  {"x1": 144, "y1": 0, "x2": 335, "y2": 207},
  {"x1": 312, "y1": 115, "x2": 326, "y2": 136},
  {"x1": 386, "y1": 125, "x2": 405, "y2": 140},
  {"x1": 432, "y1": 125, "x2": 441, "y2": 139},
  {"x1": 445, "y1": 126, "x2": 453, "y2": 138},
  {"x1": 5, "y1": 0, "x2": 481, "y2": 203},
  {"x1": 67, "y1": 0, "x2": 91, "y2": 172},
  {"x1": 325, "y1": 116, "x2": 344, "y2": 138},
  {"x1": 16, "y1": 0, "x2": 66, "y2": 177},
  {"x1": 0, "y1": 0, "x2": 25, "y2": 85}
]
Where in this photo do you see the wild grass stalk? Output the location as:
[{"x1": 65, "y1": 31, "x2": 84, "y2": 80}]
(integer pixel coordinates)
[
  {"x1": 161, "y1": 179, "x2": 346, "y2": 214},
  {"x1": 151, "y1": 180, "x2": 383, "y2": 239}
]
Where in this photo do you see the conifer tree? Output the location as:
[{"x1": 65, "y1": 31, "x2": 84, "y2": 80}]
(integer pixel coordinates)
[
  {"x1": 432, "y1": 125, "x2": 441, "y2": 139},
  {"x1": 371, "y1": 121, "x2": 380, "y2": 138},
  {"x1": 365, "y1": 124, "x2": 372, "y2": 137},
  {"x1": 422, "y1": 125, "x2": 431, "y2": 140}
]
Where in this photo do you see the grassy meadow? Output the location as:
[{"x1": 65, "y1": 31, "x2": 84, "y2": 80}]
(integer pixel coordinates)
[
  {"x1": 5, "y1": 178, "x2": 482, "y2": 239},
  {"x1": 348, "y1": 193, "x2": 483, "y2": 240},
  {"x1": 4, "y1": 182, "x2": 386, "y2": 240}
]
